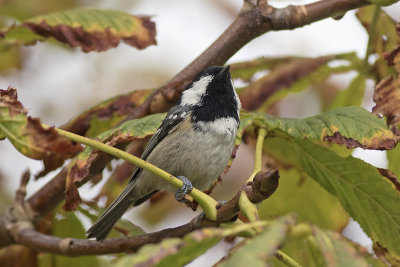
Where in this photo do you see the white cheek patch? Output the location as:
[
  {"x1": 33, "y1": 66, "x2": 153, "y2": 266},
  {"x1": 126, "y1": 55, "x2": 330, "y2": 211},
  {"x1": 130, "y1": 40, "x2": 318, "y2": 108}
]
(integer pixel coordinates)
[
  {"x1": 181, "y1": 75, "x2": 213, "y2": 106},
  {"x1": 197, "y1": 117, "x2": 238, "y2": 135}
]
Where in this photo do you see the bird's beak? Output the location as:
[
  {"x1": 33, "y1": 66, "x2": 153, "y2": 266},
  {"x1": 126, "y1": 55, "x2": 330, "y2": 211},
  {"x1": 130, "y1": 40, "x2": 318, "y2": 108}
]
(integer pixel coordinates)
[{"x1": 218, "y1": 65, "x2": 231, "y2": 79}]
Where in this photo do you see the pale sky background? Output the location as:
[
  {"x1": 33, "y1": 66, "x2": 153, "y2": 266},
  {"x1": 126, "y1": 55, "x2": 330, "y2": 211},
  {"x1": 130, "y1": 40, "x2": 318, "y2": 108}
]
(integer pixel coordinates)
[{"x1": 0, "y1": 0, "x2": 399, "y2": 265}]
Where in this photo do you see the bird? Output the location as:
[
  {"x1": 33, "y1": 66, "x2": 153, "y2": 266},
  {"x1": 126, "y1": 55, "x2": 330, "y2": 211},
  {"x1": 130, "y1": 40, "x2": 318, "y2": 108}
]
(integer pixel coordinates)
[{"x1": 87, "y1": 65, "x2": 241, "y2": 241}]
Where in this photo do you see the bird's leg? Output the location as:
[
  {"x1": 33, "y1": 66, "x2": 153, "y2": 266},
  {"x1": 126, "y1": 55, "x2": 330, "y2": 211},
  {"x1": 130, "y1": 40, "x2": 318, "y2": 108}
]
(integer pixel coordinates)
[{"x1": 174, "y1": 176, "x2": 194, "y2": 202}]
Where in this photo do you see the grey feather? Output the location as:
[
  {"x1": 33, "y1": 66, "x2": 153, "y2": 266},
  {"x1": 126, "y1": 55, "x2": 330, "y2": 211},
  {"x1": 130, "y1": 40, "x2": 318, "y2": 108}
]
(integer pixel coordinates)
[
  {"x1": 86, "y1": 179, "x2": 137, "y2": 241},
  {"x1": 86, "y1": 108, "x2": 190, "y2": 241}
]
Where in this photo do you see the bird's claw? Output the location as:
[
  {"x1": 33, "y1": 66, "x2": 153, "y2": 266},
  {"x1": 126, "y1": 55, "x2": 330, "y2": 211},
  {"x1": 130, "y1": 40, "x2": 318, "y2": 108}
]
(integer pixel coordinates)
[{"x1": 174, "y1": 176, "x2": 193, "y2": 202}]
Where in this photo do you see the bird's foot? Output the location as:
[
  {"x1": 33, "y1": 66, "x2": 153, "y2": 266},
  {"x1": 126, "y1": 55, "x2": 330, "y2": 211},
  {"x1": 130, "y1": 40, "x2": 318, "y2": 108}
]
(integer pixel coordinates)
[{"x1": 174, "y1": 176, "x2": 193, "y2": 202}]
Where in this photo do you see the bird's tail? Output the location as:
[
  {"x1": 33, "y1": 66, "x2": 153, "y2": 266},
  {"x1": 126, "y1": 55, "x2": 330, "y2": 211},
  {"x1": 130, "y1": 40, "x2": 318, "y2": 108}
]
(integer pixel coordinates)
[{"x1": 86, "y1": 179, "x2": 137, "y2": 241}]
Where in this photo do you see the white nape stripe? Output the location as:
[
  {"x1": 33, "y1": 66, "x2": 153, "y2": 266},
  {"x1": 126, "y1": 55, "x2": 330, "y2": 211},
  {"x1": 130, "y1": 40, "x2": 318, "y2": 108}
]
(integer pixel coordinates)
[
  {"x1": 181, "y1": 75, "x2": 213, "y2": 106},
  {"x1": 197, "y1": 117, "x2": 238, "y2": 135},
  {"x1": 231, "y1": 79, "x2": 242, "y2": 112}
]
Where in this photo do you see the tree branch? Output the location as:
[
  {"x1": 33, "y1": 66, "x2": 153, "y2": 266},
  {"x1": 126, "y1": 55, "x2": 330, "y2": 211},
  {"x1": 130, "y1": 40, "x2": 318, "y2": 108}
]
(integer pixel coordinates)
[
  {"x1": 155, "y1": 0, "x2": 369, "y2": 109},
  {"x1": 6, "y1": 170, "x2": 279, "y2": 256}
]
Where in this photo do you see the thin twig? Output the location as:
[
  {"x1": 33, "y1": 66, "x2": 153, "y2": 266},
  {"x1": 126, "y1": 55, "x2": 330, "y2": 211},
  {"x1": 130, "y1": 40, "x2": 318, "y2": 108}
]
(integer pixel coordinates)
[
  {"x1": 15, "y1": 170, "x2": 30, "y2": 204},
  {"x1": 276, "y1": 250, "x2": 303, "y2": 267}
]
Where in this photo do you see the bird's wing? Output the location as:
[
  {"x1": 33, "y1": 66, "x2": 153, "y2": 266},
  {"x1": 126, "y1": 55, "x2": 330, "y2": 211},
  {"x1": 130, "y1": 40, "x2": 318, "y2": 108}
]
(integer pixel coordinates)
[{"x1": 130, "y1": 105, "x2": 190, "y2": 180}]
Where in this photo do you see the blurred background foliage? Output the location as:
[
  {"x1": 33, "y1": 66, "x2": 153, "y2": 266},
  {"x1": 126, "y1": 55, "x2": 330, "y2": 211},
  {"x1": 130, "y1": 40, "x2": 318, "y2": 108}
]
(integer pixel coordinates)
[{"x1": 0, "y1": 0, "x2": 399, "y2": 266}]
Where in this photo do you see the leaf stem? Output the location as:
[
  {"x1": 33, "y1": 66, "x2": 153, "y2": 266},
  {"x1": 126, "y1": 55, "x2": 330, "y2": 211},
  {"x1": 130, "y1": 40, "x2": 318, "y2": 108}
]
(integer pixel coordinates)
[
  {"x1": 240, "y1": 127, "x2": 267, "y2": 222},
  {"x1": 246, "y1": 127, "x2": 267, "y2": 183},
  {"x1": 275, "y1": 250, "x2": 302, "y2": 267},
  {"x1": 53, "y1": 127, "x2": 219, "y2": 220}
]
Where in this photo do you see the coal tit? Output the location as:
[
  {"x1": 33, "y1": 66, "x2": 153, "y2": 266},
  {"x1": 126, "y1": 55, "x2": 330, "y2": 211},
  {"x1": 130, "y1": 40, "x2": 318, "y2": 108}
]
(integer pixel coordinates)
[{"x1": 87, "y1": 65, "x2": 241, "y2": 241}]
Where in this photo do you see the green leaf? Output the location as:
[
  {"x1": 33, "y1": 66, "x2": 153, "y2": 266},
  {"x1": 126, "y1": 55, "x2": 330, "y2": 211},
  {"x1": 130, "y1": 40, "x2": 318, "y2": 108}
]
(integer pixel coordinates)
[
  {"x1": 77, "y1": 205, "x2": 145, "y2": 238},
  {"x1": 236, "y1": 111, "x2": 257, "y2": 145},
  {"x1": 1, "y1": 8, "x2": 156, "y2": 52},
  {"x1": 0, "y1": 0, "x2": 79, "y2": 21},
  {"x1": 270, "y1": 224, "x2": 386, "y2": 267},
  {"x1": 39, "y1": 208, "x2": 100, "y2": 267},
  {"x1": 328, "y1": 74, "x2": 366, "y2": 110},
  {"x1": 265, "y1": 106, "x2": 396, "y2": 150},
  {"x1": 308, "y1": 227, "x2": 382, "y2": 267},
  {"x1": 270, "y1": 228, "x2": 387, "y2": 267},
  {"x1": 86, "y1": 114, "x2": 126, "y2": 138},
  {"x1": 97, "y1": 113, "x2": 166, "y2": 143},
  {"x1": 115, "y1": 222, "x2": 268, "y2": 266},
  {"x1": 53, "y1": 209, "x2": 86, "y2": 238},
  {"x1": 241, "y1": 106, "x2": 395, "y2": 150},
  {"x1": 115, "y1": 229, "x2": 223, "y2": 267},
  {"x1": 387, "y1": 145, "x2": 400, "y2": 177},
  {"x1": 259, "y1": 165, "x2": 349, "y2": 231},
  {"x1": 308, "y1": 227, "x2": 368, "y2": 267},
  {"x1": 285, "y1": 137, "x2": 400, "y2": 261},
  {"x1": 216, "y1": 216, "x2": 295, "y2": 267},
  {"x1": 0, "y1": 26, "x2": 44, "y2": 46}
]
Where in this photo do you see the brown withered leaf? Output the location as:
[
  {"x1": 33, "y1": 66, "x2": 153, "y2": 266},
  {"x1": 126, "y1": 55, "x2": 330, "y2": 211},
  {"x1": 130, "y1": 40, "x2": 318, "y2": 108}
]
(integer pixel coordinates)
[
  {"x1": 22, "y1": 9, "x2": 156, "y2": 52},
  {"x1": 0, "y1": 86, "x2": 83, "y2": 178},
  {"x1": 239, "y1": 56, "x2": 331, "y2": 110},
  {"x1": 33, "y1": 89, "x2": 152, "y2": 179},
  {"x1": 372, "y1": 23, "x2": 400, "y2": 128},
  {"x1": 372, "y1": 76, "x2": 400, "y2": 127},
  {"x1": 324, "y1": 131, "x2": 397, "y2": 150},
  {"x1": 63, "y1": 152, "x2": 99, "y2": 211},
  {"x1": 383, "y1": 23, "x2": 400, "y2": 72},
  {"x1": 377, "y1": 168, "x2": 400, "y2": 191},
  {"x1": 374, "y1": 242, "x2": 400, "y2": 265},
  {"x1": 61, "y1": 89, "x2": 152, "y2": 136},
  {"x1": 0, "y1": 87, "x2": 24, "y2": 116}
]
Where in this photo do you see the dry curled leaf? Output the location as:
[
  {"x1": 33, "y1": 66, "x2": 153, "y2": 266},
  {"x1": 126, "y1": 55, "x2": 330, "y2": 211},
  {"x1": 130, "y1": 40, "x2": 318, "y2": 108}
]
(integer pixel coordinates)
[
  {"x1": 0, "y1": 86, "x2": 83, "y2": 178},
  {"x1": 373, "y1": 76, "x2": 400, "y2": 127},
  {"x1": 239, "y1": 56, "x2": 331, "y2": 110},
  {"x1": 63, "y1": 152, "x2": 99, "y2": 211},
  {"x1": 1, "y1": 8, "x2": 157, "y2": 52},
  {"x1": 324, "y1": 131, "x2": 397, "y2": 150},
  {"x1": 377, "y1": 168, "x2": 400, "y2": 192}
]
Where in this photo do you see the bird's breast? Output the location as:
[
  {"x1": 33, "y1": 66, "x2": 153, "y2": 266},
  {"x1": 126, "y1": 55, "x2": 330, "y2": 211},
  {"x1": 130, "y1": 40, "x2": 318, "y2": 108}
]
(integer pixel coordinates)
[{"x1": 138, "y1": 117, "x2": 238, "y2": 193}]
